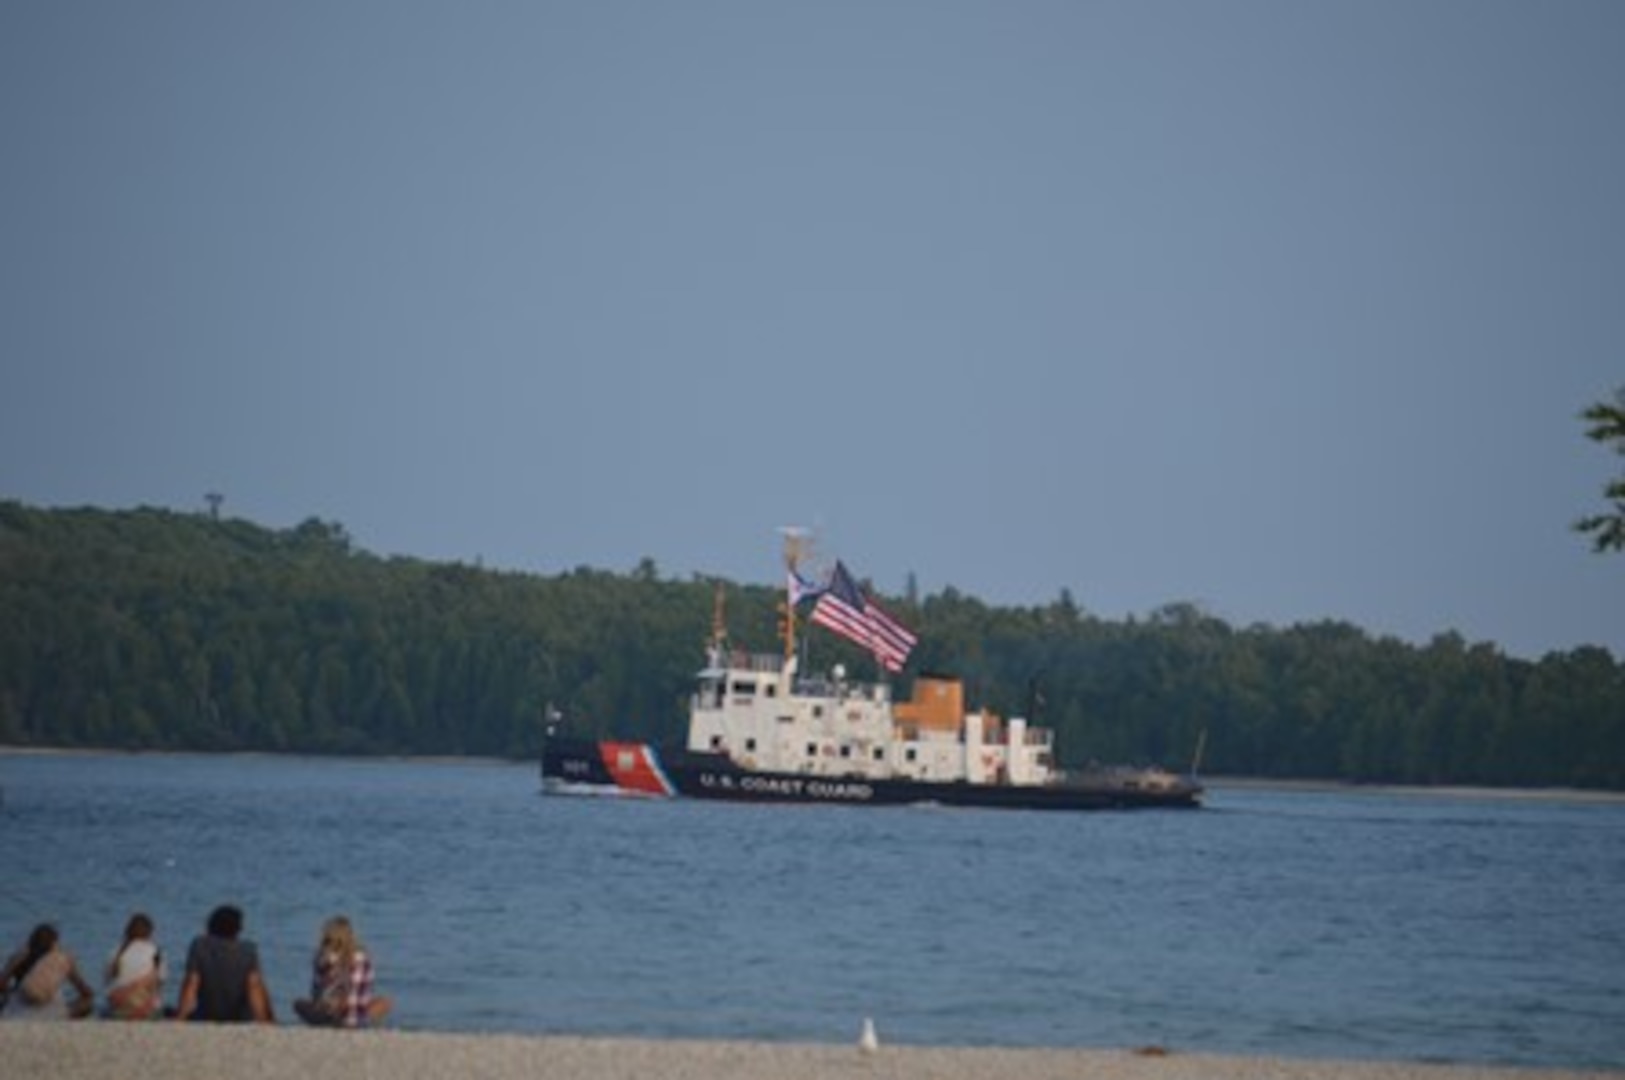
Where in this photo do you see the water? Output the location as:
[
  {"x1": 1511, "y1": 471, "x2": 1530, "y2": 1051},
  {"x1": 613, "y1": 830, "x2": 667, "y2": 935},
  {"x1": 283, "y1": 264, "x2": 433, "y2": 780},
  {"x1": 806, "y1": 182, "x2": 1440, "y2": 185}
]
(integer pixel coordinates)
[{"x1": 1, "y1": 752, "x2": 1621, "y2": 1068}]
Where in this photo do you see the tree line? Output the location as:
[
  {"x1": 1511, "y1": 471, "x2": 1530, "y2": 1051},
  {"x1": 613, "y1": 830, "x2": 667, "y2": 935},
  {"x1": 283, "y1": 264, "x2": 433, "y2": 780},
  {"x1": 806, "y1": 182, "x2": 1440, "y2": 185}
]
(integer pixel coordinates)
[{"x1": 1, "y1": 500, "x2": 1621, "y2": 789}]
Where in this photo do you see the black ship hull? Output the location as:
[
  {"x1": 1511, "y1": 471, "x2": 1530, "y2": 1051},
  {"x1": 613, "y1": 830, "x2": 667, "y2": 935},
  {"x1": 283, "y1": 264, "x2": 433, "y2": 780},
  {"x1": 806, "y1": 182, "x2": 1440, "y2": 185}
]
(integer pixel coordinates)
[{"x1": 542, "y1": 736, "x2": 1202, "y2": 811}]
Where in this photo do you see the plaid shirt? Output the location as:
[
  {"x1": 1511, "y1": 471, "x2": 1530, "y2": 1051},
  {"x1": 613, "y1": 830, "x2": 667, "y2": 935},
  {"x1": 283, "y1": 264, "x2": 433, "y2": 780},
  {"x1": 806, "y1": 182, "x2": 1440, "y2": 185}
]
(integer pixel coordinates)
[{"x1": 313, "y1": 949, "x2": 375, "y2": 1028}]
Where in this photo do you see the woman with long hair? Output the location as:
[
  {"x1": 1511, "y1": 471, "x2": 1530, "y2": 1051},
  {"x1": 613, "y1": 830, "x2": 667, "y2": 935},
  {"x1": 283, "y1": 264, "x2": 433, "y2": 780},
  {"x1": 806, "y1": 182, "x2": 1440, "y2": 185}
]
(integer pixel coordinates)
[
  {"x1": 104, "y1": 913, "x2": 166, "y2": 1019},
  {"x1": 293, "y1": 915, "x2": 392, "y2": 1028},
  {"x1": 1, "y1": 923, "x2": 94, "y2": 1020}
]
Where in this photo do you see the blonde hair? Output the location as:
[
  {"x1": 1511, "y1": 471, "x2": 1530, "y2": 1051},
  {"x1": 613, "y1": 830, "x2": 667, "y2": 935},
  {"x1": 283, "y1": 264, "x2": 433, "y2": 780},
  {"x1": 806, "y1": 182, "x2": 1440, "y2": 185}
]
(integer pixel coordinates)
[{"x1": 318, "y1": 916, "x2": 360, "y2": 971}]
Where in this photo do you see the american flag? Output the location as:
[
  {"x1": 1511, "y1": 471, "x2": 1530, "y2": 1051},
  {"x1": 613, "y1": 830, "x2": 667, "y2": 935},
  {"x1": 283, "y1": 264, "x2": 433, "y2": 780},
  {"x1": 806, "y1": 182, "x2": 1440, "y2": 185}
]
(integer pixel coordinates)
[{"x1": 809, "y1": 561, "x2": 917, "y2": 673}]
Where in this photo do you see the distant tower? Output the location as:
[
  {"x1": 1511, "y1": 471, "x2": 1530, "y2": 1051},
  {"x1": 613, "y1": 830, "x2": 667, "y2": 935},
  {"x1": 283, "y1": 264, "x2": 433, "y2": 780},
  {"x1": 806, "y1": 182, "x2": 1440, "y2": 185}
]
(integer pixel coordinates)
[{"x1": 205, "y1": 492, "x2": 224, "y2": 520}]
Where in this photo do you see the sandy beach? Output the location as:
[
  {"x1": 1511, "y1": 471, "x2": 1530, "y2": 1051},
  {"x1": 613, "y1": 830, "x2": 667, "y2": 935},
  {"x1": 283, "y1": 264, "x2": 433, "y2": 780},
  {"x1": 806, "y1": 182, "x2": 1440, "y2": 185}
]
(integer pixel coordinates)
[{"x1": 2, "y1": 1025, "x2": 1620, "y2": 1080}]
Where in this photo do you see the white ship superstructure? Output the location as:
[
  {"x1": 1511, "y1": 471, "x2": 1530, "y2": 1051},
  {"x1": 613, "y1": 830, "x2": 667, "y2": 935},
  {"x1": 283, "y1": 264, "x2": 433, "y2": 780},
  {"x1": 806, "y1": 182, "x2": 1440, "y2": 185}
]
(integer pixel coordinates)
[{"x1": 687, "y1": 647, "x2": 1057, "y2": 788}]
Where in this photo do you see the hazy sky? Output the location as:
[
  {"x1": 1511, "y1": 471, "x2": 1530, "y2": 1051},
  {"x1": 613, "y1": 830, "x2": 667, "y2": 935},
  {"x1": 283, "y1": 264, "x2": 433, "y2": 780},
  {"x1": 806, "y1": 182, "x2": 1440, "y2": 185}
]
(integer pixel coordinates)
[{"x1": 3, "y1": 1, "x2": 1621, "y2": 660}]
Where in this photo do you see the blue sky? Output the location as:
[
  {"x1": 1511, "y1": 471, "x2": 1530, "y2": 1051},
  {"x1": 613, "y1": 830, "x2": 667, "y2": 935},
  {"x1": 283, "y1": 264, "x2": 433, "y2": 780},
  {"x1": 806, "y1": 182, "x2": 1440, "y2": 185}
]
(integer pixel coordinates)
[{"x1": 3, "y1": 1, "x2": 1621, "y2": 660}]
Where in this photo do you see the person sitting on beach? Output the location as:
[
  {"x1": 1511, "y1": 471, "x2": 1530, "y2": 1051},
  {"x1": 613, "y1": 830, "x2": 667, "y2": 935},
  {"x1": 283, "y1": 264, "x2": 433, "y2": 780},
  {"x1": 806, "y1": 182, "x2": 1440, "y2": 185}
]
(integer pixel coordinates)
[
  {"x1": 174, "y1": 904, "x2": 274, "y2": 1023},
  {"x1": 293, "y1": 915, "x2": 392, "y2": 1028},
  {"x1": 104, "y1": 912, "x2": 166, "y2": 1020},
  {"x1": 0, "y1": 923, "x2": 95, "y2": 1020}
]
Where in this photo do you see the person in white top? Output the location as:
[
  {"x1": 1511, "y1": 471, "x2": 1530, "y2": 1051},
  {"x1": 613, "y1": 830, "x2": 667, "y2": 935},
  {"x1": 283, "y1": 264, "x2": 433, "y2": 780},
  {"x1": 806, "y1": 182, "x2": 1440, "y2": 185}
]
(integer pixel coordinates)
[{"x1": 104, "y1": 913, "x2": 166, "y2": 1020}]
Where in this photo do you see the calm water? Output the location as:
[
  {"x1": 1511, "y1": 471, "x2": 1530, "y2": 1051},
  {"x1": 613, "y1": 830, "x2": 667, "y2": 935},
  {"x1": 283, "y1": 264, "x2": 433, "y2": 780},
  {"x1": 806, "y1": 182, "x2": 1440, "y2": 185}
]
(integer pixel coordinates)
[{"x1": 0, "y1": 752, "x2": 1620, "y2": 1068}]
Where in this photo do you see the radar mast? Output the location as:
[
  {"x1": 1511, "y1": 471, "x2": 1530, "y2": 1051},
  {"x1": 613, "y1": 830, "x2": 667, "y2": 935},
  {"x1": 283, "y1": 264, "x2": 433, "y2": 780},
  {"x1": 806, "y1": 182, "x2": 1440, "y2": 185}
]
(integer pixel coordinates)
[{"x1": 777, "y1": 526, "x2": 813, "y2": 664}]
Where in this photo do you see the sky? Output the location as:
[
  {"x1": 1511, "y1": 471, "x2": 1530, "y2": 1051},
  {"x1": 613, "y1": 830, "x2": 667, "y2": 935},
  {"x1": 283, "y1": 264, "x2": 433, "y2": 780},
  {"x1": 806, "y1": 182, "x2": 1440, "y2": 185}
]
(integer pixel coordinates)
[{"x1": 2, "y1": 1, "x2": 1621, "y2": 660}]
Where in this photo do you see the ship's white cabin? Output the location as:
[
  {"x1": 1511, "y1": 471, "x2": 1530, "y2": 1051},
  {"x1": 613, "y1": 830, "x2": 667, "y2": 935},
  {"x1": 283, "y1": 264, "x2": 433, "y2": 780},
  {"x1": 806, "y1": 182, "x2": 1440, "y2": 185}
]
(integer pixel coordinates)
[{"x1": 686, "y1": 648, "x2": 1058, "y2": 787}]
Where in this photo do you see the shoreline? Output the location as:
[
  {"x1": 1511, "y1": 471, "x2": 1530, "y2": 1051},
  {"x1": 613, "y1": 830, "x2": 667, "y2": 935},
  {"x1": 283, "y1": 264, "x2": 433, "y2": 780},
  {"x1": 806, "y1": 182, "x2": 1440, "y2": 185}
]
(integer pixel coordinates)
[
  {"x1": 7, "y1": 744, "x2": 1623, "y2": 805},
  {"x1": 0, "y1": 744, "x2": 523, "y2": 768},
  {"x1": 1202, "y1": 775, "x2": 1625, "y2": 805},
  {"x1": 4, "y1": 1026, "x2": 1621, "y2": 1080}
]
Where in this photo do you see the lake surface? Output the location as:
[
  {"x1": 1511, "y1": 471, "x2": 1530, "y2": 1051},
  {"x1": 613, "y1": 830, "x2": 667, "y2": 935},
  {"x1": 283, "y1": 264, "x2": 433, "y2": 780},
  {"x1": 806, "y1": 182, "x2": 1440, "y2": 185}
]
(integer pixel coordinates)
[{"x1": 1, "y1": 752, "x2": 1620, "y2": 1068}]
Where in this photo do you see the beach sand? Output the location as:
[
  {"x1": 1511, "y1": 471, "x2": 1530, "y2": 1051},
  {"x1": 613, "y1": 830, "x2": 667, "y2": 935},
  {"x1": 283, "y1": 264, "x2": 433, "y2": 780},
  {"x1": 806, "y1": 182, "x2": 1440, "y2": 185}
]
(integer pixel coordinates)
[{"x1": 2, "y1": 1025, "x2": 1619, "y2": 1080}]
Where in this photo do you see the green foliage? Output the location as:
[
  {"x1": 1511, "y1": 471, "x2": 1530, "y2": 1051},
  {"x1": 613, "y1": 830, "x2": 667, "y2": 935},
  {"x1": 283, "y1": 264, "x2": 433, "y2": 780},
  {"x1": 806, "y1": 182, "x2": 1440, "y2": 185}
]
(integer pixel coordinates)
[
  {"x1": 1, "y1": 501, "x2": 1622, "y2": 788},
  {"x1": 0, "y1": 502, "x2": 784, "y2": 760},
  {"x1": 1576, "y1": 387, "x2": 1625, "y2": 552}
]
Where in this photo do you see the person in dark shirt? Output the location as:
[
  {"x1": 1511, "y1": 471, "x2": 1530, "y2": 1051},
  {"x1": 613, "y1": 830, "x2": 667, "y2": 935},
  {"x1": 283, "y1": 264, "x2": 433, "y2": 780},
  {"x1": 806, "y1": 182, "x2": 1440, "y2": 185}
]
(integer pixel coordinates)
[{"x1": 174, "y1": 905, "x2": 274, "y2": 1022}]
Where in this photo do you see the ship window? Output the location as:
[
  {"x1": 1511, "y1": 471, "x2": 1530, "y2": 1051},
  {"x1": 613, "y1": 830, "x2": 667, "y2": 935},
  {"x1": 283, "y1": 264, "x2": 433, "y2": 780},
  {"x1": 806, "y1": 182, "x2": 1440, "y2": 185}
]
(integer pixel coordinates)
[
  {"x1": 839, "y1": 745, "x2": 851, "y2": 759},
  {"x1": 806, "y1": 743, "x2": 818, "y2": 757},
  {"x1": 765, "y1": 684, "x2": 776, "y2": 698},
  {"x1": 812, "y1": 706, "x2": 823, "y2": 718},
  {"x1": 730, "y1": 681, "x2": 755, "y2": 696},
  {"x1": 905, "y1": 748, "x2": 918, "y2": 763},
  {"x1": 873, "y1": 747, "x2": 884, "y2": 761},
  {"x1": 710, "y1": 735, "x2": 723, "y2": 750},
  {"x1": 745, "y1": 738, "x2": 757, "y2": 752}
]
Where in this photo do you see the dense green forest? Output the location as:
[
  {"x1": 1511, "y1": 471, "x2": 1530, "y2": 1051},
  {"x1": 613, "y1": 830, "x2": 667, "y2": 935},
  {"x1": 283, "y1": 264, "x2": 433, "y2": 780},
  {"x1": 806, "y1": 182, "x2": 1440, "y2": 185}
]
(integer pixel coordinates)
[{"x1": 2, "y1": 500, "x2": 1621, "y2": 789}]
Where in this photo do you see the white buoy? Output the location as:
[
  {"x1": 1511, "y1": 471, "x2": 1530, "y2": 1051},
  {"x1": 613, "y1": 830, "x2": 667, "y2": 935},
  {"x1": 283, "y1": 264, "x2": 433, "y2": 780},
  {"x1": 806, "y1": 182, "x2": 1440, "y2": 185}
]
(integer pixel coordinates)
[{"x1": 859, "y1": 1016, "x2": 879, "y2": 1053}]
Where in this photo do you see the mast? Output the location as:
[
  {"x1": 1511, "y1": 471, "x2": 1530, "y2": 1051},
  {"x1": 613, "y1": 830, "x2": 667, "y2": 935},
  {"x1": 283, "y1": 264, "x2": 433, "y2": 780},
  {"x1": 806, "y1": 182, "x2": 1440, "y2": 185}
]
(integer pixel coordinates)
[
  {"x1": 778, "y1": 526, "x2": 811, "y2": 666},
  {"x1": 709, "y1": 580, "x2": 728, "y2": 665}
]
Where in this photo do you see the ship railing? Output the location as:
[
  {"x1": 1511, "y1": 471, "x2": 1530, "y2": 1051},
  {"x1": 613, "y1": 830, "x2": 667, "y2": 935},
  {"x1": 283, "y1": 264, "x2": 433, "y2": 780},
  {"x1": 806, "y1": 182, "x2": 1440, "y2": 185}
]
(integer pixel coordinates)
[
  {"x1": 727, "y1": 650, "x2": 784, "y2": 674},
  {"x1": 968, "y1": 727, "x2": 1051, "y2": 747},
  {"x1": 788, "y1": 675, "x2": 889, "y2": 703}
]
